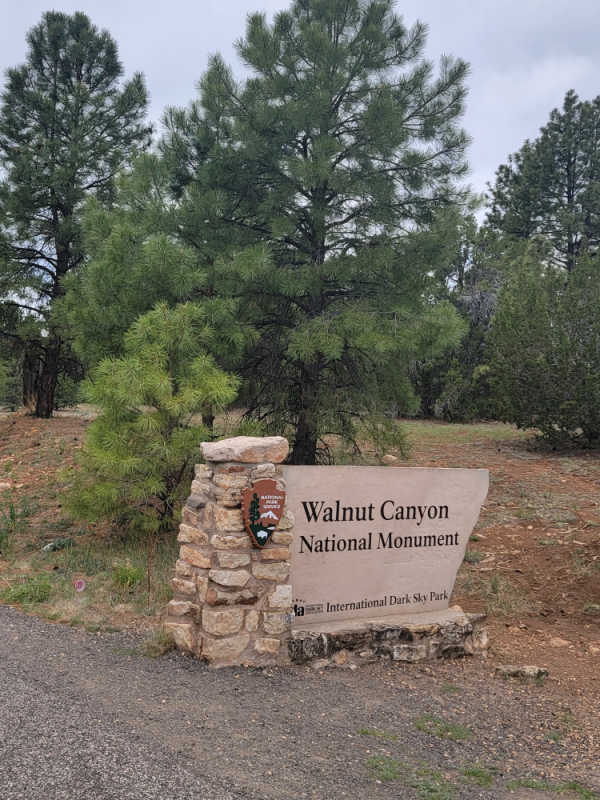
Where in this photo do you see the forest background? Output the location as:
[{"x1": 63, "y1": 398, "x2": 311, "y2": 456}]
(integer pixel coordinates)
[{"x1": 1, "y1": 0, "x2": 600, "y2": 535}]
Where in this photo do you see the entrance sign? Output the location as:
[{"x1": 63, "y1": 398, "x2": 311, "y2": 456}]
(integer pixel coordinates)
[{"x1": 282, "y1": 466, "x2": 488, "y2": 626}]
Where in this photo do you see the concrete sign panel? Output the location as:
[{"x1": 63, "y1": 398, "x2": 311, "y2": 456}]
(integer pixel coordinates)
[{"x1": 282, "y1": 466, "x2": 488, "y2": 626}]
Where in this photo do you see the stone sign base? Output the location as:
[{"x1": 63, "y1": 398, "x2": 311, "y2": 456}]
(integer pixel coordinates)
[
  {"x1": 288, "y1": 607, "x2": 488, "y2": 666},
  {"x1": 164, "y1": 437, "x2": 295, "y2": 669},
  {"x1": 165, "y1": 436, "x2": 489, "y2": 669}
]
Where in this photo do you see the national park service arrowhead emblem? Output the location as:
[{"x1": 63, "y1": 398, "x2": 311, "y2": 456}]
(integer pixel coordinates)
[{"x1": 242, "y1": 479, "x2": 286, "y2": 549}]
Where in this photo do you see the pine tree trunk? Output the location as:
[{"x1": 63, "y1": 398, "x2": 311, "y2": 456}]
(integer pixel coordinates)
[
  {"x1": 22, "y1": 350, "x2": 40, "y2": 413},
  {"x1": 34, "y1": 340, "x2": 60, "y2": 418},
  {"x1": 291, "y1": 407, "x2": 318, "y2": 465},
  {"x1": 202, "y1": 408, "x2": 215, "y2": 430},
  {"x1": 290, "y1": 362, "x2": 321, "y2": 464}
]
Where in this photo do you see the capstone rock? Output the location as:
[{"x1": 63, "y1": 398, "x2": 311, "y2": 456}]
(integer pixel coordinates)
[
  {"x1": 201, "y1": 436, "x2": 289, "y2": 464},
  {"x1": 245, "y1": 609, "x2": 259, "y2": 632},
  {"x1": 167, "y1": 600, "x2": 197, "y2": 617},
  {"x1": 261, "y1": 546, "x2": 290, "y2": 561},
  {"x1": 211, "y1": 534, "x2": 251, "y2": 551},
  {"x1": 277, "y1": 510, "x2": 294, "y2": 531},
  {"x1": 213, "y1": 505, "x2": 244, "y2": 532},
  {"x1": 175, "y1": 559, "x2": 194, "y2": 578},
  {"x1": 268, "y1": 584, "x2": 292, "y2": 609}
]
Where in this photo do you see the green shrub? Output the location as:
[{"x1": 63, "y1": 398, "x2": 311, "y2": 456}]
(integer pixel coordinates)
[
  {"x1": 112, "y1": 564, "x2": 145, "y2": 591},
  {"x1": 1, "y1": 576, "x2": 53, "y2": 604},
  {"x1": 0, "y1": 356, "x2": 20, "y2": 410},
  {"x1": 489, "y1": 253, "x2": 600, "y2": 446},
  {"x1": 0, "y1": 499, "x2": 32, "y2": 554},
  {"x1": 0, "y1": 359, "x2": 9, "y2": 406},
  {"x1": 66, "y1": 303, "x2": 238, "y2": 534},
  {"x1": 54, "y1": 373, "x2": 81, "y2": 409},
  {"x1": 481, "y1": 573, "x2": 532, "y2": 616},
  {"x1": 56, "y1": 542, "x2": 109, "y2": 576}
]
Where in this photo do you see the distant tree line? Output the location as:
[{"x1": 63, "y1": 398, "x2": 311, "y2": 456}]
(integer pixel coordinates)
[
  {"x1": 419, "y1": 89, "x2": 600, "y2": 447},
  {"x1": 0, "y1": 3, "x2": 599, "y2": 524}
]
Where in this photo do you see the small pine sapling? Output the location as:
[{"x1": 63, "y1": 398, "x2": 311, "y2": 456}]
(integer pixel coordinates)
[{"x1": 66, "y1": 303, "x2": 239, "y2": 535}]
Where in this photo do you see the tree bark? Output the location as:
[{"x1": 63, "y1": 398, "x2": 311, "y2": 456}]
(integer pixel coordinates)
[
  {"x1": 22, "y1": 350, "x2": 41, "y2": 413},
  {"x1": 34, "y1": 339, "x2": 61, "y2": 418},
  {"x1": 291, "y1": 408, "x2": 318, "y2": 464},
  {"x1": 291, "y1": 366, "x2": 320, "y2": 464},
  {"x1": 290, "y1": 342, "x2": 322, "y2": 465},
  {"x1": 202, "y1": 408, "x2": 215, "y2": 430}
]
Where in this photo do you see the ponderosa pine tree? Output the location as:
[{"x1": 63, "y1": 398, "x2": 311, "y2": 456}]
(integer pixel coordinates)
[
  {"x1": 60, "y1": 155, "x2": 204, "y2": 369},
  {"x1": 161, "y1": 0, "x2": 470, "y2": 463},
  {"x1": 59, "y1": 154, "x2": 251, "y2": 431},
  {"x1": 0, "y1": 11, "x2": 150, "y2": 416},
  {"x1": 488, "y1": 90, "x2": 600, "y2": 272}
]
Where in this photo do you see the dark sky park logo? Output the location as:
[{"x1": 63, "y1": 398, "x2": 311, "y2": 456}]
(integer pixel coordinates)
[{"x1": 242, "y1": 479, "x2": 286, "y2": 548}]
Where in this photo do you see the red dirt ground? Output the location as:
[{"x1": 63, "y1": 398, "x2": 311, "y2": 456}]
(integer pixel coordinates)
[
  {"x1": 403, "y1": 421, "x2": 600, "y2": 699},
  {"x1": 1, "y1": 412, "x2": 599, "y2": 699}
]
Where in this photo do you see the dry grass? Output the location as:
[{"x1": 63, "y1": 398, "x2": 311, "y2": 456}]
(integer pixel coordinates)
[
  {"x1": 402, "y1": 420, "x2": 527, "y2": 445},
  {"x1": 454, "y1": 570, "x2": 536, "y2": 617},
  {"x1": 0, "y1": 503, "x2": 178, "y2": 631},
  {"x1": 141, "y1": 628, "x2": 176, "y2": 658}
]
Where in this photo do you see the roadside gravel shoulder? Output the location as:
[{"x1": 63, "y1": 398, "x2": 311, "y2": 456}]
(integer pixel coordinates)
[{"x1": 1, "y1": 605, "x2": 598, "y2": 799}]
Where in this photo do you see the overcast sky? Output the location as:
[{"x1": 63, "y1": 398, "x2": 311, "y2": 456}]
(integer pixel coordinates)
[{"x1": 2, "y1": 1, "x2": 599, "y2": 201}]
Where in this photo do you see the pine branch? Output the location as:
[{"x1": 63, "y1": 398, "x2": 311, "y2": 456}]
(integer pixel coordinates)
[{"x1": 1, "y1": 300, "x2": 47, "y2": 317}]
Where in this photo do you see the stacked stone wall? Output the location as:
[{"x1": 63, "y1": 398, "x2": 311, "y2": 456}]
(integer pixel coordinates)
[{"x1": 164, "y1": 436, "x2": 294, "y2": 667}]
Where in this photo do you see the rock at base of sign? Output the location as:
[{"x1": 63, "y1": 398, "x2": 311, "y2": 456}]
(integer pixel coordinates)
[
  {"x1": 496, "y1": 665, "x2": 549, "y2": 680},
  {"x1": 288, "y1": 607, "x2": 488, "y2": 667}
]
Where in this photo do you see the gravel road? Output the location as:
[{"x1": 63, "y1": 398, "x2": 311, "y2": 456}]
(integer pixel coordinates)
[
  {"x1": 0, "y1": 607, "x2": 257, "y2": 800},
  {"x1": 0, "y1": 605, "x2": 598, "y2": 800}
]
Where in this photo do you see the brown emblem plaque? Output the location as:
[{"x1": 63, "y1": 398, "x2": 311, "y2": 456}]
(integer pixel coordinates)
[{"x1": 242, "y1": 479, "x2": 286, "y2": 548}]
